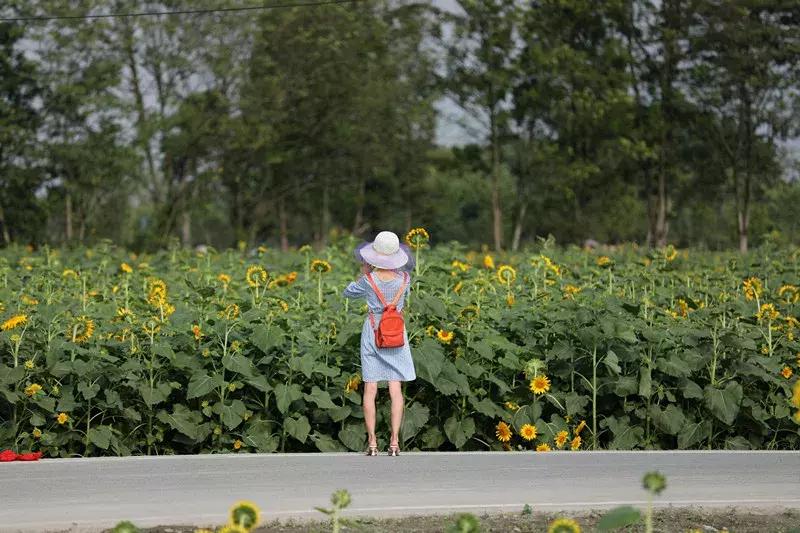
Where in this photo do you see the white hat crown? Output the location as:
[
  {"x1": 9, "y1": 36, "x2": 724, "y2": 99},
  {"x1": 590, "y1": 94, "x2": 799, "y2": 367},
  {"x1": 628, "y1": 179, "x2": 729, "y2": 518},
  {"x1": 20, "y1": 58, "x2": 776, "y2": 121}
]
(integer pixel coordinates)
[{"x1": 372, "y1": 231, "x2": 400, "y2": 255}]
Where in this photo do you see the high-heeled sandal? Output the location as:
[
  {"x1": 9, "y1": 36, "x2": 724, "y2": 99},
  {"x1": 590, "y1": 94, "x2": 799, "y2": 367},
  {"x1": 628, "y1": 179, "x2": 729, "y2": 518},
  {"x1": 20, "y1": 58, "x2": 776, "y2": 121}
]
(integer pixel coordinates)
[
  {"x1": 388, "y1": 443, "x2": 400, "y2": 457},
  {"x1": 365, "y1": 444, "x2": 379, "y2": 456}
]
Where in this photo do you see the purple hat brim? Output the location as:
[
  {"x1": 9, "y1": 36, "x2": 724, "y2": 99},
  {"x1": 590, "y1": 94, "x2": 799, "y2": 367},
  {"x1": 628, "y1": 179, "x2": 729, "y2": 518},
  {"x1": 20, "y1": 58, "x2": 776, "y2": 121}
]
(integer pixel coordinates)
[{"x1": 354, "y1": 241, "x2": 414, "y2": 271}]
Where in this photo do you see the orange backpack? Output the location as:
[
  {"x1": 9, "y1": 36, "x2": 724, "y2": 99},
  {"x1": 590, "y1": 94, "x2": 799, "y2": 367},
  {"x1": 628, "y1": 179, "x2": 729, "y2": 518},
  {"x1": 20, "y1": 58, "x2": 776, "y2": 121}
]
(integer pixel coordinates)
[{"x1": 365, "y1": 271, "x2": 409, "y2": 348}]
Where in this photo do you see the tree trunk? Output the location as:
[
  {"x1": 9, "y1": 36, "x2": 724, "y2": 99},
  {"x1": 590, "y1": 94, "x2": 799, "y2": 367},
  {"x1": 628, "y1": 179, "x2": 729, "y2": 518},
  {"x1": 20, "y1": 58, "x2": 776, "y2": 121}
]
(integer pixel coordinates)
[
  {"x1": 320, "y1": 176, "x2": 330, "y2": 246},
  {"x1": 0, "y1": 204, "x2": 9, "y2": 244},
  {"x1": 352, "y1": 175, "x2": 365, "y2": 236},
  {"x1": 180, "y1": 210, "x2": 191, "y2": 247},
  {"x1": 655, "y1": 171, "x2": 668, "y2": 247},
  {"x1": 738, "y1": 208, "x2": 748, "y2": 253},
  {"x1": 65, "y1": 192, "x2": 73, "y2": 242},
  {"x1": 490, "y1": 114, "x2": 503, "y2": 251},
  {"x1": 511, "y1": 202, "x2": 527, "y2": 252},
  {"x1": 123, "y1": 21, "x2": 159, "y2": 199},
  {"x1": 279, "y1": 196, "x2": 289, "y2": 252}
]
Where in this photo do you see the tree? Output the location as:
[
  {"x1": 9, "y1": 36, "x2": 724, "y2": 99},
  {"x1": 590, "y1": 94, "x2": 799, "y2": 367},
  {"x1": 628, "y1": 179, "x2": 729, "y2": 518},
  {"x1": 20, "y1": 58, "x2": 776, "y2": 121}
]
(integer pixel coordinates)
[
  {"x1": 0, "y1": 17, "x2": 43, "y2": 243},
  {"x1": 441, "y1": 0, "x2": 519, "y2": 251},
  {"x1": 687, "y1": 0, "x2": 800, "y2": 252}
]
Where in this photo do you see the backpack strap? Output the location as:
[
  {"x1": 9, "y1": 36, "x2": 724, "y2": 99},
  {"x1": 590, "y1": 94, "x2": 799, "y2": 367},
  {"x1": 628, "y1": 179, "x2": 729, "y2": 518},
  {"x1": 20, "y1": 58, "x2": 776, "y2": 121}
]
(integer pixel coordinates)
[
  {"x1": 365, "y1": 272, "x2": 387, "y2": 307},
  {"x1": 389, "y1": 272, "x2": 409, "y2": 307},
  {"x1": 365, "y1": 272, "x2": 409, "y2": 332}
]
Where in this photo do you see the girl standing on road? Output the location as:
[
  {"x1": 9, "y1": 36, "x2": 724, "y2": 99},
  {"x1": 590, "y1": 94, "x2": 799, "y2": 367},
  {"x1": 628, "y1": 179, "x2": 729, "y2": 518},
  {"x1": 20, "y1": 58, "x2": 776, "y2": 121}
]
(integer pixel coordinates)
[{"x1": 343, "y1": 231, "x2": 416, "y2": 456}]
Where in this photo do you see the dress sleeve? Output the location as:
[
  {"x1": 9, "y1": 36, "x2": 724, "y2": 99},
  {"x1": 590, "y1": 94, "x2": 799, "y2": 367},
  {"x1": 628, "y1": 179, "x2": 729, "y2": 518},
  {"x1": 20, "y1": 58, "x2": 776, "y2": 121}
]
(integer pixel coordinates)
[{"x1": 343, "y1": 275, "x2": 367, "y2": 299}]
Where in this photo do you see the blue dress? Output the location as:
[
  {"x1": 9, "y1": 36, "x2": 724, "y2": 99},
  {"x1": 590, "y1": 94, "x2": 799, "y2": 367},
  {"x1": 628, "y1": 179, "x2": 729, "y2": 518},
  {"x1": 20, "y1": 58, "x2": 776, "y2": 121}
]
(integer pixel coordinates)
[{"x1": 343, "y1": 272, "x2": 416, "y2": 382}]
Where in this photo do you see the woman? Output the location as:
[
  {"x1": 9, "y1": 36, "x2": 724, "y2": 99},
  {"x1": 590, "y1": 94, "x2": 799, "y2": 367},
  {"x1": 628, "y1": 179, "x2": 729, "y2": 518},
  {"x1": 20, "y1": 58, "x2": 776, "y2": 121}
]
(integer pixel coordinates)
[{"x1": 343, "y1": 231, "x2": 416, "y2": 456}]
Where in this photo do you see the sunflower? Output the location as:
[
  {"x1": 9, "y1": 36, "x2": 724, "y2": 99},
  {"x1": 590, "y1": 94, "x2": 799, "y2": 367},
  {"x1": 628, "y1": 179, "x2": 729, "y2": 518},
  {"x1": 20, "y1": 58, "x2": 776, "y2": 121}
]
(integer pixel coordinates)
[
  {"x1": 276, "y1": 299, "x2": 289, "y2": 312},
  {"x1": 454, "y1": 281, "x2": 464, "y2": 293},
  {"x1": 497, "y1": 265, "x2": 517, "y2": 285},
  {"x1": 229, "y1": 500, "x2": 261, "y2": 531},
  {"x1": 345, "y1": 374, "x2": 362, "y2": 393},
  {"x1": 233, "y1": 439, "x2": 243, "y2": 450},
  {"x1": 756, "y1": 303, "x2": 780, "y2": 322},
  {"x1": 778, "y1": 284, "x2": 799, "y2": 304},
  {"x1": 671, "y1": 299, "x2": 687, "y2": 318},
  {"x1": 405, "y1": 227, "x2": 430, "y2": 249},
  {"x1": 68, "y1": 316, "x2": 95, "y2": 344},
  {"x1": 115, "y1": 307, "x2": 134, "y2": 321},
  {"x1": 506, "y1": 293, "x2": 515, "y2": 306},
  {"x1": 436, "y1": 329, "x2": 454, "y2": 344},
  {"x1": 504, "y1": 401, "x2": 520, "y2": 411},
  {"x1": 570, "y1": 435, "x2": 582, "y2": 451},
  {"x1": 32, "y1": 428, "x2": 42, "y2": 439},
  {"x1": 554, "y1": 430, "x2": 569, "y2": 448},
  {"x1": 57, "y1": 412, "x2": 69, "y2": 425},
  {"x1": 219, "y1": 303, "x2": 240, "y2": 320},
  {"x1": 548, "y1": 517, "x2": 581, "y2": 533},
  {"x1": 120, "y1": 262, "x2": 133, "y2": 274},
  {"x1": 792, "y1": 380, "x2": 800, "y2": 408},
  {"x1": 742, "y1": 277, "x2": 763, "y2": 301},
  {"x1": 62, "y1": 269, "x2": 79, "y2": 279},
  {"x1": 664, "y1": 245, "x2": 678, "y2": 261},
  {"x1": 217, "y1": 273, "x2": 231, "y2": 286},
  {"x1": 782, "y1": 366, "x2": 793, "y2": 379},
  {"x1": 425, "y1": 325, "x2": 437, "y2": 337},
  {"x1": 563, "y1": 284, "x2": 582, "y2": 299},
  {"x1": 596, "y1": 256, "x2": 611, "y2": 267},
  {"x1": 245, "y1": 265, "x2": 268, "y2": 288},
  {"x1": 574, "y1": 420, "x2": 587, "y2": 435},
  {"x1": 24, "y1": 383, "x2": 42, "y2": 397},
  {"x1": 519, "y1": 424, "x2": 538, "y2": 441},
  {"x1": 269, "y1": 275, "x2": 287, "y2": 289},
  {"x1": 23, "y1": 359, "x2": 34, "y2": 370},
  {"x1": 1, "y1": 314, "x2": 27, "y2": 331},
  {"x1": 496, "y1": 421, "x2": 512, "y2": 443},
  {"x1": 483, "y1": 254, "x2": 495, "y2": 269},
  {"x1": 459, "y1": 306, "x2": 479, "y2": 321},
  {"x1": 192, "y1": 325, "x2": 202, "y2": 341},
  {"x1": 529, "y1": 374, "x2": 551, "y2": 395},
  {"x1": 310, "y1": 259, "x2": 332, "y2": 274},
  {"x1": 147, "y1": 285, "x2": 168, "y2": 308},
  {"x1": 451, "y1": 260, "x2": 469, "y2": 272},
  {"x1": 536, "y1": 443, "x2": 551, "y2": 452},
  {"x1": 142, "y1": 318, "x2": 161, "y2": 336}
]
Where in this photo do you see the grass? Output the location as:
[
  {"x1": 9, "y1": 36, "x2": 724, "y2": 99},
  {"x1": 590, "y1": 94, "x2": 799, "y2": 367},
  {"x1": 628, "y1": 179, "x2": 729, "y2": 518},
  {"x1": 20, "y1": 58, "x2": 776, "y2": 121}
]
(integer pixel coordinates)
[{"x1": 123, "y1": 507, "x2": 800, "y2": 533}]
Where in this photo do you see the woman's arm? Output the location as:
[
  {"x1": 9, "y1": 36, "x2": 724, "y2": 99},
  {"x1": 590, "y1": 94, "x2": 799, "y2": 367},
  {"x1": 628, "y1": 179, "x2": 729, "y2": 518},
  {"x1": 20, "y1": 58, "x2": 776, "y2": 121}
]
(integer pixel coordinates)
[{"x1": 343, "y1": 270, "x2": 368, "y2": 299}]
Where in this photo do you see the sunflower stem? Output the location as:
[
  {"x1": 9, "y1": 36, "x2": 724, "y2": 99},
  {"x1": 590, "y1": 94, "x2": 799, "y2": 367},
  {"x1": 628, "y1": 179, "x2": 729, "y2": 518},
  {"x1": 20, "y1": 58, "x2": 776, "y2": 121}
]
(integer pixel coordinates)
[
  {"x1": 645, "y1": 492, "x2": 653, "y2": 533},
  {"x1": 592, "y1": 344, "x2": 597, "y2": 450}
]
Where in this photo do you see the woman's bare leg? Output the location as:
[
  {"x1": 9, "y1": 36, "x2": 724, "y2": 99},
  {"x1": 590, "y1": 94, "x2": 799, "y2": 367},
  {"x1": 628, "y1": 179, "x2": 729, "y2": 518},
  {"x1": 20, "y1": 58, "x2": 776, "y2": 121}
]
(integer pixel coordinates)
[
  {"x1": 363, "y1": 382, "x2": 378, "y2": 446},
  {"x1": 388, "y1": 381, "x2": 404, "y2": 447}
]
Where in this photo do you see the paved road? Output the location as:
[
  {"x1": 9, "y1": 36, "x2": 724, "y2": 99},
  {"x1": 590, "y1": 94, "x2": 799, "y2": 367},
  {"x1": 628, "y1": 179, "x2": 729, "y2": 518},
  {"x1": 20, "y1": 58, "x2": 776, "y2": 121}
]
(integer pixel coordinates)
[{"x1": 1, "y1": 451, "x2": 798, "y2": 532}]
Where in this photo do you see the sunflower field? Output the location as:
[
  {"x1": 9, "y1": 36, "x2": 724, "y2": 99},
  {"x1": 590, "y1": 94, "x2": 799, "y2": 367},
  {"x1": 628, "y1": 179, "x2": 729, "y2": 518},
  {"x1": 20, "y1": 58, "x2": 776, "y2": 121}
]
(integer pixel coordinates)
[{"x1": 1, "y1": 233, "x2": 799, "y2": 458}]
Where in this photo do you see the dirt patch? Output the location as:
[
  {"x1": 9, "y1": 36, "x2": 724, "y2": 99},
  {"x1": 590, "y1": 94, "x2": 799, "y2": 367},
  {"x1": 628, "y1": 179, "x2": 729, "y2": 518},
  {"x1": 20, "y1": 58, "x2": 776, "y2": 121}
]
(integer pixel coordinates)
[{"x1": 140, "y1": 507, "x2": 800, "y2": 533}]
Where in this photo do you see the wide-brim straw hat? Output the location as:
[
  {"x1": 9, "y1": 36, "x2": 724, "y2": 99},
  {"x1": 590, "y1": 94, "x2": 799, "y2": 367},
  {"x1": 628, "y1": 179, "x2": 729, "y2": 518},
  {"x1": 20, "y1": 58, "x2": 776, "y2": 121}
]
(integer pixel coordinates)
[{"x1": 354, "y1": 231, "x2": 413, "y2": 271}]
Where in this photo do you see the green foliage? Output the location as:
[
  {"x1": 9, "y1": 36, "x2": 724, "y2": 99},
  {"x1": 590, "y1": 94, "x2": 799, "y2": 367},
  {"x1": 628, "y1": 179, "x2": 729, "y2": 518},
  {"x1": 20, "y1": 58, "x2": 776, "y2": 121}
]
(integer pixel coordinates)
[
  {"x1": 446, "y1": 513, "x2": 481, "y2": 533},
  {"x1": 0, "y1": 241, "x2": 798, "y2": 458},
  {"x1": 596, "y1": 506, "x2": 641, "y2": 531},
  {"x1": 1, "y1": 2, "x2": 799, "y2": 250},
  {"x1": 315, "y1": 489, "x2": 353, "y2": 533},
  {"x1": 110, "y1": 521, "x2": 139, "y2": 533}
]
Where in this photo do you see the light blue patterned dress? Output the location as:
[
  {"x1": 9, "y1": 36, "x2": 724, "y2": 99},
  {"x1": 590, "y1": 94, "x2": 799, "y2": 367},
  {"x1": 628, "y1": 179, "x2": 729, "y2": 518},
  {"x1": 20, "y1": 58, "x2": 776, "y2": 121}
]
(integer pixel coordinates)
[{"x1": 343, "y1": 272, "x2": 416, "y2": 382}]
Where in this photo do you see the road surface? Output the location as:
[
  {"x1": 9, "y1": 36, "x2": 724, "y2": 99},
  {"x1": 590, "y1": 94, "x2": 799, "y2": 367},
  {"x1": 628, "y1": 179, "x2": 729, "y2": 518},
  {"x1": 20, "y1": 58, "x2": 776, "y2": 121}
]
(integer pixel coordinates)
[{"x1": 1, "y1": 450, "x2": 798, "y2": 532}]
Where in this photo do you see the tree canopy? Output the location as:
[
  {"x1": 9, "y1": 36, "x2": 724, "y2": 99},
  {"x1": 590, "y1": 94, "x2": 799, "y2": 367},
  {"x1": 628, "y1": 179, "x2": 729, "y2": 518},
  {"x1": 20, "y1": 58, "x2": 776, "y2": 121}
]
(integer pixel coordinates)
[{"x1": 0, "y1": 0, "x2": 798, "y2": 251}]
